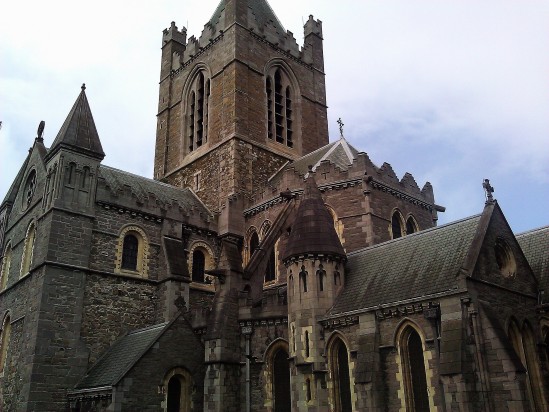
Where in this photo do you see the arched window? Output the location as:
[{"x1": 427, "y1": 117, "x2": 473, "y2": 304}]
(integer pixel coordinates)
[
  {"x1": 20, "y1": 222, "x2": 36, "y2": 277},
  {"x1": 317, "y1": 264, "x2": 326, "y2": 292},
  {"x1": 399, "y1": 326, "x2": 430, "y2": 412},
  {"x1": 265, "y1": 248, "x2": 276, "y2": 283},
  {"x1": 1, "y1": 243, "x2": 12, "y2": 291},
  {"x1": 0, "y1": 314, "x2": 11, "y2": 373},
  {"x1": 266, "y1": 67, "x2": 294, "y2": 148},
  {"x1": 249, "y1": 232, "x2": 259, "y2": 260},
  {"x1": 329, "y1": 337, "x2": 352, "y2": 412},
  {"x1": 273, "y1": 349, "x2": 291, "y2": 412},
  {"x1": 22, "y1": 170, "x2": 37, "y2": 211},
  {"x1": 187, "y1": 70, "x2": 210, "y2": 152},
  {"x1": 391, "y1": 211, "x2": 404, "y2": 239},
  {"x1": 299, "y1": 266, "x2": 308, "y2": 293},
  {"x1": 406, "y1": 216, "x2": 418, "y2": 235},
  {"x1": 115, "y1": 226, "x2": 149, "y2": 277},
  {"x1": 192, "y1": 249, "x2": 206, "y2": 282},
  {"x1": 164, "y1": 368, "x2": 192, "y2": 412},
  {"x1": 509, "y1": 320, "x2": 546, "y2": 411},
  {"x1": 121, "y1": 234, "x2": 138, "y2": 271}
]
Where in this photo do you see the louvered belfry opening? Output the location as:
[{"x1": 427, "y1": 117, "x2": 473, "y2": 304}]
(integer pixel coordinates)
[
  {"x1": 266, "y1": 68, "x2": 293, "y2": 148},
  {"x1": 187, "y1": 71, "x2": 209, "y2": 152}
]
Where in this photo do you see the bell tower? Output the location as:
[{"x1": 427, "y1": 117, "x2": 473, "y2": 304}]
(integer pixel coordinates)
[{"x1": 154, "y1": 0, "x2": 328, "y2": 231}]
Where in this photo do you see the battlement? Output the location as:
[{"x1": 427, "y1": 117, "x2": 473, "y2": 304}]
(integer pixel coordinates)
[
  {"x1": 162, "y1": 21, "x2": 187, "y2": 46},
  {"x1": 304, "y1": 15, "x2": 323, "y2": 38}
]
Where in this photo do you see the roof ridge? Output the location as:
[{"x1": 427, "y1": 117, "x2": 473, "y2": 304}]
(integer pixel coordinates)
[
  {"x1": 100, "y1": 165, "x2": 189, "y2": 191},
  {"x1": 347, "y1": 213, "x2": 482, "y2": 257},
  {"x1": 127, "y1": 322, "x2": 169, "y2": 335},
  {"x1": 515, "y1": 225, "x2": 549, "y2": 238}
]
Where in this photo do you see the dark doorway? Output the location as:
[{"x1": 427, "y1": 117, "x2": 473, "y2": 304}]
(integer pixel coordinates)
[
  {"x1": 408, "y1": 331, "x2": 429, "y2": 412},
  {"x1": 273, "y1": 349, "x2": 291, "y2": 412},
  {"x1": 167, "y1": 375, "x2": 181, "y2": 412},
  {"x1": 336, "y1": 341, "x2": 352, "y2": 412}
]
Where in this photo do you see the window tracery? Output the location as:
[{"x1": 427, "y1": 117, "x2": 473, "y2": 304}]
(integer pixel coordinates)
[{"x1": 22, "y1": 170, "x2": 37, "y2": 211}]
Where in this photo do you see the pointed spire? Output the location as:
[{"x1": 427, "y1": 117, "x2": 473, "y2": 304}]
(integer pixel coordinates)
[
  {"x1": 209, "y1": 0, "x2": 285, "y2": 33},
  {"x1": 282, "y1": 172, "x2": 345, "y2": 262},
  {"x1": 47, "y1": 84, "x2": 105, "y2": 160}
]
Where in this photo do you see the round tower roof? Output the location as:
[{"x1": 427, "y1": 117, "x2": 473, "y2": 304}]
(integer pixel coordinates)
[{"x1": 282, "y1": 172, "x2": 346, "y2": 262}]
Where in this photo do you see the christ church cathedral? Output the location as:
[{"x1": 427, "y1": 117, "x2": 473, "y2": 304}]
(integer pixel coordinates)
[{"x1": 0, "y1": 1, "x2": 548, "y2": 411}]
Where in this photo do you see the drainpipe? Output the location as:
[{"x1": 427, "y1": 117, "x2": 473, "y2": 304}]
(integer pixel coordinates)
[{"x1": 245, "y1": 334, "x2": 251, "y2": 412}]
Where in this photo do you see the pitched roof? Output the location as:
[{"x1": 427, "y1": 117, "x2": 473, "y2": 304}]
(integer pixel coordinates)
[
  {"x1": 269, "y1": 137, "x2": 360, "y2": 186},
  {"x1": 330, "y1": 215, "x2": 482, "y2": 315},
  {"x1": 209, "y1": 0, "x2": 285, "y2": 33},
  {"x1": 75, "y1": 323, "x2": 168, "y2": 389},
  {"x1": 98, "y1": 165, "x2": 212, "y2": 216},
  {"x1": 48, "y1": 84, "x2": 104, "y2": 159},
  {"x1": 282, "y1": 174, "x2": 345, "y2": 261},
  {"x1": 517, "y1": 226, "x2": 549, "y2": 299}
]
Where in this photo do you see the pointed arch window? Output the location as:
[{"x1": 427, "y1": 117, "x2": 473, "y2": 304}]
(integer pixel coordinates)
[
  {"x1": 187, "y1": 70, "x2": 210, "y2": 152},
  {"x1": 1, "y1": 243, "x2": 12, "y2": 291},
  {"x1": 266, "y1": 67, "x2": 294, "y2": 148},
  {"x1": 399, "y1": 326, "x2": 430, "y2": 412},
  {"x1": 0, "y1": 314, "x2": 11, "y2": 374},
  {"x1": 299, "y1": 266, "x2": 308, "y2": 293},
  {"x1": 20, "y1": 222, "x2": 36, "y2": 277},
  {"x1": 391, "y1": 211, "x2": 404, "y2": 239},
  {"x1": 22, "y1": 170, "x2": 37, "y2": 211},
  {"x1": 406, "y1": 216, "x2": 418, "y2": 235},
  {"x1": 329, "y1": 337, "x2": 352, "y2": 412}
]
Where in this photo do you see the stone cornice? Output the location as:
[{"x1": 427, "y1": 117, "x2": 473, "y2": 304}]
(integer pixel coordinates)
[{"x1": 367, "y1": 178, "x2": 434, "y2": 211}]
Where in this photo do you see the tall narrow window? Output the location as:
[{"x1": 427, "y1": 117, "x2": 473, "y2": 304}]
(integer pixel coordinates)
[
  {"x1": 22, "y1": 170, "x2": 37, "y2": 211},
  {"x1": 192, "y1": 250, "x2": 205, "y2": 282},
  {"x1": 249, "y1": 231, "x2": 259, "y2": 263},
  {"x1": 305, "y1": 331, "x2": 310, "y2": 358},
  {"x1": 121, "y1": 234, "x2": 138, "y2": 271},
  {"x1": 273, "y1": 349, "x2": 291, "y2": 412},
  {"x1": 400, "y1": 328, "x2": 430, "y2": 412},
  {"x1": 167, "y1": 375, "x2": 182, "y2": 412},
  {"x1": 300, "y1": 266, "x2": 308, "y2": 293},
  {"x1": 406, "y1": 216, "x2": 418, "y2": 235},
  {"x1": 1, "y1": 244, "x2": 11, "y2": 291},
  {"x1": 330, "y1": 338, "x2": 352, "y2": 412},
  {"x1": 187, "y1": 70, "x2": 210, "y2": 153},
  {"x1": 392, "y1": 211, "x2": 403, "y2": 239},
  {"x1": 266, "y1": 67, "x2": 295, "y2": 148},
  {"x1": 265, "y1": 248, "x2": 276, "y2": 283},
  {"x1": 317, "y1": 264, "x2": 326, "y2": 292},
  {"x1": 20, "y1": 223, "x2": 36, "y2": 277},
  {"x1": 306, "y1": 378, "x2": 312, "y2": 402},
  {"x1": 0, "y1": 314, "x2": 11, "y2": 373}
]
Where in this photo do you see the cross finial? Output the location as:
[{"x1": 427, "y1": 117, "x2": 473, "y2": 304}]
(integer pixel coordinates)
[
  {"x1": 81, "y1": 83, "x2": 86, "y2": 91},
  {"x1": 337, "y1": 118, "x2": 344, "y2": 137},
  {"x1": 482, "y1": 179, "x2": 495, "y2": 204}
]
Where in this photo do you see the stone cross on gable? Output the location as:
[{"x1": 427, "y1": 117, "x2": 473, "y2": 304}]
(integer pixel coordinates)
[
  {"x1": 337, "y1": 118, "x2": 344, "y2": 137},
  {"x1": 482, "y1": 179, "x2": 495, "y2": 203}
]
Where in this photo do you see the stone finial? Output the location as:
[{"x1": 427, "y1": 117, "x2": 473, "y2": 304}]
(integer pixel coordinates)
[
  {"x1": 81, "y1": 83, "x2": 86, "y2": 91},
  {"x1": 482, "y1": 179, "x2": 495, "y2": 204},
  {"x1": 337, "y1": 118, "x2": 344, "y2": 137},
  {"x1": 36, "y1": 120, "x2": 45, "y2": 143}
]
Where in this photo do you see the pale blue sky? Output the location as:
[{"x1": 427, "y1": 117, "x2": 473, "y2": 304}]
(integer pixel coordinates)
[{"x1": 1, "y1": 0, "x2": 548, "y2": 233}]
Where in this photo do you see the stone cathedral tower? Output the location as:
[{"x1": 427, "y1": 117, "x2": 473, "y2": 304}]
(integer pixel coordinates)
[{"x1": 154, "y1": 0, "x2": 328, "y2": 235}]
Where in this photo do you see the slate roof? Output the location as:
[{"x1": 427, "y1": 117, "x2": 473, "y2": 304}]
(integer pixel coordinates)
[
  {"x1": 98, "y1": 165, "x2": 212, "y2": 216},
  {"x1": 269, "y1": 137, "x2": 360, "y2": 186},
  {"x1": 283, "y1": 174, "x2": 345, "y2": 261},
  {"x1": 209, "y1": 0, "x2": 285, "y2": 33},
  {"x1": 329, "y1": 214, "x2": 482, "y2": 315},
  {"x1": 517, "y1": 226, "x2": 549, "y2": 299},
  {"x1": 75, "y1": 323, "x2": 168, "y2": 389},
  {"x1": 48, "y1": 85, "x2": 104, "y2": 159}
]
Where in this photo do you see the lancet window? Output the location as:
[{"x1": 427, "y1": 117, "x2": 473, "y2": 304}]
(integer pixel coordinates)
[
  {"x1": 187, "y1": 71, "x2": 210, "y2": 152},
  {"x1": 266, "y1": 68, "x2": 294, "y2": 148}
]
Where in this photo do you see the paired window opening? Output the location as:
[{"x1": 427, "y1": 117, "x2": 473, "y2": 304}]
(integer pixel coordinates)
[
  {"x1": 391, "y1": 212, "x2": 419, "y2": 240},
  {"x1": 187, "y1": 71, "x2": 210, "y2": 152},
  {"x1": 266, "y1": 68, "x2": 293, "y2": 147}
]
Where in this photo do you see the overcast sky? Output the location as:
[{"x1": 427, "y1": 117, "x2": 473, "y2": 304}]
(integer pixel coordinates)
[{"x1": 1, "y1": 0, "x2": 548, "y2": 233}]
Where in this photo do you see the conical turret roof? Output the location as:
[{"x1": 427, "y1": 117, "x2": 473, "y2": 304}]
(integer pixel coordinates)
[
  {"x1": 209, "y1": 0, "x2": 285, "y2": 33},
  {"x1": 48, "y1": 84, "x2": 104, "y2": 159},
  {"x1": 283, "y1": 172, "x2": 346, "y2": 261}
]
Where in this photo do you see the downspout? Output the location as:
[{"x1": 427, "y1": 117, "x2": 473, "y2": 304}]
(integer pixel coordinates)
[{"x1": 245, "y1": 334, "x2": 251, "y2": 412}]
